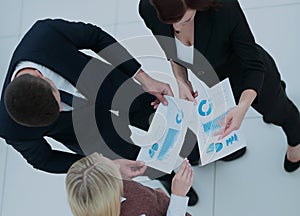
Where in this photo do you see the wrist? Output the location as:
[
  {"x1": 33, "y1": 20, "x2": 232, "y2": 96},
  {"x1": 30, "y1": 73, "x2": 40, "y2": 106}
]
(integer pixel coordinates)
[
  {"x1": 238, "y1": 89, "x2": 257, "y2": 111},
  {"x1": 134, "y1": 69, "x2": 149, "y2": 85},
  {"x1": 171, "y1": 193, "x2": 186, "y2": 197},
  {"x1": 236, "y1": 102, "x2": 250, "y2": 115},
  {"x1": 175, "y1": 77, "x2": 189, "y2": 86}
]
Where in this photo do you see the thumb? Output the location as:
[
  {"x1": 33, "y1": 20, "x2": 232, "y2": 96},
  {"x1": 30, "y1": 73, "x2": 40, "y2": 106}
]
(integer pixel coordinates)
[
  {"x1": 164, "y1": 86, "x2": 174, "y2": 97},
  {"x1": 218, "y1": 115, "x2": 232, "y2": 140},
  {"x1": 154, "y1": 93, "x2": 168, "y2": 106},
  {"x1": 135, "y1": 160, "x2": 145, "y2": 167},
  {"x1": 186, "y1": 93, "x2": 197, "y2": 103}
]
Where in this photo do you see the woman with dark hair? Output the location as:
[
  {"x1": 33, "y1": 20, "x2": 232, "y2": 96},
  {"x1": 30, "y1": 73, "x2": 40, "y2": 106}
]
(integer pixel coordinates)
[
  {"x1": 139, "y1": 0, "x2": 300, "y2": 172},
  {"x1": 151, "y1": 0, "x2": 222, "y2": 23}
]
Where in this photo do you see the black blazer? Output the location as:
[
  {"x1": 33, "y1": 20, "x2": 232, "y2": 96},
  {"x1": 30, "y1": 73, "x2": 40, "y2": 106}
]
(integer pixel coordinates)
[
  {"x1": 139, "y1": 0, "x2": 266, "y2": 102},
  {"x1": 0, "y1": 19, "x2": 141, "y2": 173}
]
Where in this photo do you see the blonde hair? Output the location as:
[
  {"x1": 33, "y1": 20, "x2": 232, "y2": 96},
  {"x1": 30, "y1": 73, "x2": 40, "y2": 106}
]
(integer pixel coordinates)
[{"x1": 66, "y1": 153, "x2": 123, "y2": 216}]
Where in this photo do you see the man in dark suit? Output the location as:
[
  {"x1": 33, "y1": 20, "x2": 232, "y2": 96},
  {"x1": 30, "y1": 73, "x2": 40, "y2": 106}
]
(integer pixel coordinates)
[{"x1": 0, "y1": 18, "x2": 173, "y2": 177}]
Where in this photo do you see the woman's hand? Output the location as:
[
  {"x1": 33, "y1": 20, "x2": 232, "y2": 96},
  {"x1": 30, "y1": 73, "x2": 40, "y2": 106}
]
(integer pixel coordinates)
[
  {"x1": 170, "y1": 59, "x2": 197, "y2": 103},
  {"x1": 214, "y1": 105, "x2": 247, "y2": 140},
  {"x1": 171, "y1": 159, "x2": 194, "y2": 197},
  {"x1": 214, "y1": 89, "x2": 257, "y2": 140},
  {"x1": 177, "y1": 78, "x2": 198, "y2": 103}
]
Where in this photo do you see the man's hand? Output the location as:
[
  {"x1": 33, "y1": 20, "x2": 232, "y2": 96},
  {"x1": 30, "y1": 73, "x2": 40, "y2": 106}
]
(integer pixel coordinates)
[
  {"x1": 113, "y1": 159, "x2": 147, "y2": 179},
  {"x1": 134, "y1": 69, "x2": 174, "y2": 109},
  {"x1": 171, "y1": 159, "x2": 194, "y2": 197}
]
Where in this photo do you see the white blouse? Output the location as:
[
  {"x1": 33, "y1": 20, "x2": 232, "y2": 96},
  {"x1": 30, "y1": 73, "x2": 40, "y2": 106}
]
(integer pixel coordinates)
[{"x1": 175, "y1": 36, "x2": 194, "y2": 64}]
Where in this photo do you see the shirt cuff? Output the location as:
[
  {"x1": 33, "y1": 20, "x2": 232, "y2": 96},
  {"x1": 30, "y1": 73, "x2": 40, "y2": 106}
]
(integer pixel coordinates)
[
  {"x1": 132, "y1": 67, "x2": 142, "y2": 79},
  {"x1": 166, "y1": 194, "x2": 189, "y2": 216}
]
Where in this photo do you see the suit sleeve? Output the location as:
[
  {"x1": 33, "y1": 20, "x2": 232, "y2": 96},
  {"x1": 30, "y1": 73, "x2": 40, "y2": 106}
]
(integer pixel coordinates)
[
  {"x1": 139, "y1": 0, "x2": 158, "y2": 31},
  {"x1": 6, "y1": 138, "x2": 84, "y2": 173},
  {"x1": 228, "y1": 0, "x2": 265, "y2": 102},
  {"x1": 139, "y1": 0, "x2": 178, "y2": 61},
  {"x1": 39, "y1": 19, "x2": 141, "y2": 77}
]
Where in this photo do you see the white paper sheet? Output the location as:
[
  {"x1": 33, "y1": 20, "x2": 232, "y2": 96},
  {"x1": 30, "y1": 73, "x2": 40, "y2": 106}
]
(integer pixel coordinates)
[
  {"x1": 129, "y1": 96, "x2": 194, "y2": 173},
  {"x1": 129, "y1": 78, "x2": 247, "y2": 173},
  {"x1": 190, "y1": 78, "x2": 247, "y2": 165}
]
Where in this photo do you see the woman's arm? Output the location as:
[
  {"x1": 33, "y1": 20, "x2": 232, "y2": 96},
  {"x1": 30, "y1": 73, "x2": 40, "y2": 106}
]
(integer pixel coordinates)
[
  {"x1": 215, "y1": 89, "x2": 257, "y2": 139},
  {"x1": 215, "y1": 0, "x2": 264, "y2": 137},
  {"x1": 228, "y1": 0, "x2": 265, "y2": 102},
  {"x1": 170, "y1": 60, "x2": 198, "y2": 102},
  {"x1": 166, "y1": 159, "x2": 193, "y2": 216}
]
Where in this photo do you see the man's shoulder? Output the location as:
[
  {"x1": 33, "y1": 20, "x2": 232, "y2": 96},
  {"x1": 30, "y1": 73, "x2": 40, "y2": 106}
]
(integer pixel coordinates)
[
  {"x1": 0, "y1": 102, "x2": 44, "y2": 140},
  {"x1": 0, "y1": 103, "x2": 24, "y2": 139}
]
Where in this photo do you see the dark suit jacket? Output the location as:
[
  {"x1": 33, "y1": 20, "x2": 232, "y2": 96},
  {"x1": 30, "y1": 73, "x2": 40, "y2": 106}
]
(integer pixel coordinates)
[
  {"x1": 0, "y1": 19, "x2": 141, "y2": 173},
  {"x1": 139, "y1": 0, "x2": 266, "y2": 103}
]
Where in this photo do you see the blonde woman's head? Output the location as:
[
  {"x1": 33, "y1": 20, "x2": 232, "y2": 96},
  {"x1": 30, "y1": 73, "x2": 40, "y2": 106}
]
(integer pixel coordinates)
[{"x1": 66, "y1": 152, "x2": 123, "y2": 216}]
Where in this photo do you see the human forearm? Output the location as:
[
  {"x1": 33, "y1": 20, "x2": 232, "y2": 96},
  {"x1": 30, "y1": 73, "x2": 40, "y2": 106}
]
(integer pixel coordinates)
[
  {"x1": 133, "y1": 69, "x2": 149, "y2": 84},
  {"x1": 229, "y1": 1, "x2": 265, "y2": 100},
  {"x1": 237, "y1": 89, "x2": 257, "y2": 114},
  {"x1": 170, "y1": 60, "x2": 197, "y2": 102},
  {"x1": 215, "y1": 89, "x2": 257, "y2": 139},
  {"x1": 170, "y1": 60, "x2": 188, "y2": 82},
  {"x1": 134, "y1": 69, "x2": 173, "y2": 107}
]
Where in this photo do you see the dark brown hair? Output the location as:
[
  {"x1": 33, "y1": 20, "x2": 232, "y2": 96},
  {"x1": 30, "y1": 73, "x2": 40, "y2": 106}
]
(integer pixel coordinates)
[
  {"x1": 4, "y1": 74, "x2": 60, "y2": 127},
  {"x1": 150, "y1": 0, "x2": 223, "y2": 23}
]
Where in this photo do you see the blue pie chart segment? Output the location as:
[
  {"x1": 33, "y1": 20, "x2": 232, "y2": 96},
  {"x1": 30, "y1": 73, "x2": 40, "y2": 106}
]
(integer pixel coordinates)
[{"x1": 198, "y1": 100, "x2": 212, "y2": 116}]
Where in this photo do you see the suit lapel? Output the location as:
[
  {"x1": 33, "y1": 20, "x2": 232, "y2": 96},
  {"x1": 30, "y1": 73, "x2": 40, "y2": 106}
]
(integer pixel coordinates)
[
  {"x1": 192, "y1": 10, "x2": 220, "y2": 86},
  {"x1": 158, "y1": 10, "x2": 214, "y2": 58},
  {"x1": 194, "y1": 10, "x2": 214, "y2": 59},
  {"x1": 155, "y1": 24, "x2": 178, "y2": 61}
]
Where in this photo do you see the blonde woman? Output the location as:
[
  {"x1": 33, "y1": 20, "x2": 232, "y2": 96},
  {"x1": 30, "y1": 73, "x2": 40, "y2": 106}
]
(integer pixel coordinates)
[{"x1": 66, "y1": 153, "x2": 193, "y2": 216}]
